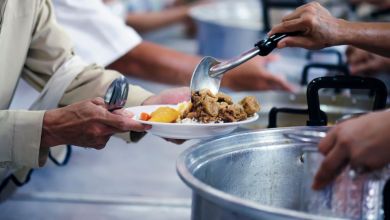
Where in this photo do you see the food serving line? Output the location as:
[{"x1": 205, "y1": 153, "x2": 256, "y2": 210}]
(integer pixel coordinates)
[
  {"x1": 1, "y1": 1, "x2": 390, "y2": 220},
  {"x1": 3, "y1": 46, "x2": 387, "y2": 220}
]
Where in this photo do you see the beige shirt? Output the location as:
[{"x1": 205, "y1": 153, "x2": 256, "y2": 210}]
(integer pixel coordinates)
[{"x1": 0, "y1": 0, "x2": 153, "y2": 170}]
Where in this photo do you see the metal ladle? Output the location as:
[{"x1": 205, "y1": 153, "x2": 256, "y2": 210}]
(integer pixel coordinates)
[
  {"x1": 104, "y1": 76, "x2": 147, "y2": 142},
  {"x1": 104, "y1": 75, "x2": 129, "y2": 111},
  {"x1": 190, "y1": 32, "x2": 298, "y2": 94}
]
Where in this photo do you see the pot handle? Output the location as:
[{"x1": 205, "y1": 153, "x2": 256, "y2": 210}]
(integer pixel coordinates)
[
  {"x1": 306, "y1": 49, "x2": 344, "y2": 66},
  {"x1": 300, "y1": 63, "x2": 350, "y2": 86},
  {"x1": 268, "y1": 107, "x2": 327, "y2": 128},
  {"x1": 307, "y1": 76, "x2": 388, "y2": 126},
  {"x1": 255, "y1": 32, "x2": 300, "y2": 56}
]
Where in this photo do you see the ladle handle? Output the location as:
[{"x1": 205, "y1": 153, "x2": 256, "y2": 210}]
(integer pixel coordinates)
[{"x1": 255, "y1": 32, "x2": 300, "y2": 56}]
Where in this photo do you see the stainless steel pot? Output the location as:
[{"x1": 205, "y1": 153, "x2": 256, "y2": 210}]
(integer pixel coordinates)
[
  {"x1": 176, "y1": 126, "x2": 387, "y2": 220},
  {"x1": 176, "y1": 126, "x2": 335, "y2": 220},
  {"x1": 176, "y1": 76, "x2": 388, "y2": 220}
]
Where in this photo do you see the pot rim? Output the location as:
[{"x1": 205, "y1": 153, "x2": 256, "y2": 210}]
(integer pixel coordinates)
[{"x1": 176, "y1": 126, "x2": 345, "y2": 220}]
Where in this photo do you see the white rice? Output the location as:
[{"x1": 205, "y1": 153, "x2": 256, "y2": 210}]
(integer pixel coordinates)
[
  {"x1": 178, "y1": 118, "x2": 200, "y2": 124},
  {"x1": 177, "y1": 118, "x2": 224, "y2": 124}
]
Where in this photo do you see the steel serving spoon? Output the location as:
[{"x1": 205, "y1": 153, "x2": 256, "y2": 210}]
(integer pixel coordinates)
[
  {"x1": 104, "y1": 76, "x2": 150, "y2": 142},
  {"x1": 104, "y1": 76, "x2": 129, "y2": 111},
  {"x1": 190, "y1": 32, "x2": 299, "y2": 94}
]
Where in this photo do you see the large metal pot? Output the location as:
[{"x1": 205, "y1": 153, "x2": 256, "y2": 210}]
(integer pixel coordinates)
[
  {"x1": 176, "y1": 126, "x2": 387, "y2": 219},
  {"x1": 176, "y1": 126, "x2": 334, "y2": 220},
  {"x1": 176, "y1": 76, "x2": 388, "y2": 220}
]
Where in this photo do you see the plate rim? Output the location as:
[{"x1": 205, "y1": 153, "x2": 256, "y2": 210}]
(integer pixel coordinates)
[{"x1": 126, "y1": 105, "x2": 259, "y2": 127}]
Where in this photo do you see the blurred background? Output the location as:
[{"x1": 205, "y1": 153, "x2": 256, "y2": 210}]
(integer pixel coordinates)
[{"x1": 1, "y1": 0, "x2": 389, "y2": 219}]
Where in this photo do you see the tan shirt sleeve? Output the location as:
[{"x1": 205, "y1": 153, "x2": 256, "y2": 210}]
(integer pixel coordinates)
[
  {"x1": 21, "y1": 0, "x2": 153, "y2": 107},
  {"x1": 2, "y1": 0, "x2": 152, "y2": 168},
  {"x1": 0, "y1": 110, "x2": 45, "y2": 168}
]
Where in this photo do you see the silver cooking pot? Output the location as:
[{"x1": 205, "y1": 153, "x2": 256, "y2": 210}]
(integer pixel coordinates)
[
  {"x1": 176, "y1": 127, "x2": 389, "y2": 219},
  {"x1": 176, "y1": 76, "x2": 388, "y2": 220},
  {"x1": 177, "y1": 126, "x2": 334, "y2": 220}
]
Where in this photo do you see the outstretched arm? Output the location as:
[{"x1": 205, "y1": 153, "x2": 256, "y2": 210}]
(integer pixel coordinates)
[
  {"x1": 107, "y1": 41, "x2": 295, "y2": 92},
  {"x1": 269, "y1": 2, "x2": 390, "y2": 57}
]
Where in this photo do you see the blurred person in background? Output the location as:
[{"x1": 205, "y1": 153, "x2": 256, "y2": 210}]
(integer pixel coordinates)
[
  {"x1": 346, "y1": 46, "x2": 390, "y2": 76},
  {"x1": 52, "y1": 0, "x2": 295, "y2": 92},
  {"x1": 269, "y1": 1, "x2": 390, "y2": 190},
  {"x1": 0, "y1": 0, "x2": 188, "y2": 200},
  {"x1": 345, "y1": 0, "x2": 390, "y2": 77},
  {"x1": 345, "y1": 0, "x2": 390, "y2": 89},
  {"x1": 104, "y1": 0, "x2": 204, "y2": 34}
]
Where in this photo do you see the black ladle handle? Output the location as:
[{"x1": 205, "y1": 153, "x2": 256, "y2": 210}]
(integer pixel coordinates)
[{"x1": 255, "y1": 32, "x2": 300, "y2": 56}]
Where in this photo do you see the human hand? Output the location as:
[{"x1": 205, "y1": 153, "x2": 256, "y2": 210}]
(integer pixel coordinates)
[
  {"x1": 141, "y1": 87, "x2": 190, "y2": 144},
  {"x1": 41, "y1": 97, "x2": 150, "y2": 149},
  {"x1": 312, "y1": 110, "x2": 390, "y2": 190},
  {"x1": 346, "y1": 46, "x2": 390, "y2": 76},
  {"x1": 142, "y1": 87, "x2": 190, "y2": 105},
  {"x1": 222, "y1": 56, "x2": 296, "y2": 92},
  {"x1": 268, "y1": 2, "x2": 345, "y2": 50}
]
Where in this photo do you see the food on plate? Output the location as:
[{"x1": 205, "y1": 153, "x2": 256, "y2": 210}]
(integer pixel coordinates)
[
  {"x1": 140, "y1": 112, "x2": 151, "y2": 121},
  {"x1": 239, "y1": 96, "x2": 261, "y2": 116},
  {"x1": 139, "y1": 89, "x2": 260, "y2": 124},
  {"x1": 182, "y1": 89, "x2": 260, "y2": 123},
  {"x1": 177, "y1": 101, "x2": 193, "y2": 117},
  {"x1": 148, "y1": 107, "x2": 180, "y2": 123}
]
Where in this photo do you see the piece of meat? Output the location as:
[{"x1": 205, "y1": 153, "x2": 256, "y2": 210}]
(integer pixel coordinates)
[
  {"x1": 229, "y1": 104, "x2": 247, "y2": 121},
  {"x1": 199, "y1": 89, "x2": 216, "y2": 98},
  {"x1": 218, "y1": 102, "x2": 229, "y2": 112},
  {"x1": 239, "y1": 96, "x2": 260, "y2": 116},
  {"x1": 223, "y1": 114, "x2": 237, "y2": 123},
  {"x1": 218, "y1": 104, "x2": 247, "y2": 122},
  {"x1": 191, "y1": 91, "x2": 202, "y2": 107},
  {"x1": 186, "y1": 111, "x2": 198, "y2": 119},
  {"x1": 185, "y1": 89, "x2": 259, "y2": 123},
  {"x1": 217, "y1": 92, "x2": 233, "y2": 104},
  {"x1": 202, "y1": 96, "x2": 219, "y2": 116}
]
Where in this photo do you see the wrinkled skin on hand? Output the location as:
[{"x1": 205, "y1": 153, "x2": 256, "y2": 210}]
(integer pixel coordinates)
[
  {"x1": 222, "y1": 56, "x2": 296, "y2": 92},
  {"x1": 312, "y1": 110, "x2": 390, "y2": 190},
  {"x1": 346, "y1": 46, "x2": 390, "y2": 76},
  {"x1": 268, "y1": 2, "x2": 343, "y2": 50},
  {"x1": 41, "y1": 97, "x2": 150, "y2": 149}
]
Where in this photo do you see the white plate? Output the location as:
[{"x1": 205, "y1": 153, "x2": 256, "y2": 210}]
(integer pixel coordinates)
[{"x1": 126, "y1": 105, "x2": 259, "y2": 139}]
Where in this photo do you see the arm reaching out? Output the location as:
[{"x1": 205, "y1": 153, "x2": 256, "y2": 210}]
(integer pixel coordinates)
[{"x1": 269, "y1": 2, "x2": 390, "y2": 57}]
